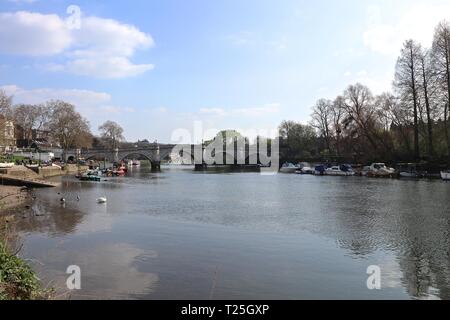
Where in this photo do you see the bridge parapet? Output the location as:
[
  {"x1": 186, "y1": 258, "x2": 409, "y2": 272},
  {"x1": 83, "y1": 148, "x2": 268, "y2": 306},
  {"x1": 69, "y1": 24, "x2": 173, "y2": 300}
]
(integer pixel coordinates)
[{"x1": 64, "y1": 144, "x2": 197, "y2": 165}]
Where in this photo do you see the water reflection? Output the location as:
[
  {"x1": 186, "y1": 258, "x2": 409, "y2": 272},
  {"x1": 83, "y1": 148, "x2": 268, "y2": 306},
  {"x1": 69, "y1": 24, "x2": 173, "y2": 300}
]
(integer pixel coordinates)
[
  {"x1": 15, "y1": 203, "x2": 85, "y2": 237},
  {"x1": 9, "y1": 167, "x2": 450, "y2": 299}
]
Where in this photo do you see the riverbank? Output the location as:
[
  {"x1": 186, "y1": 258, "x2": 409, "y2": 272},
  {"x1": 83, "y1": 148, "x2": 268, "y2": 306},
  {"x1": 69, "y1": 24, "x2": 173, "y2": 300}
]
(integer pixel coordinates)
[{"x1": 0, "y1": 186, "x2": 28, "y2": 214}]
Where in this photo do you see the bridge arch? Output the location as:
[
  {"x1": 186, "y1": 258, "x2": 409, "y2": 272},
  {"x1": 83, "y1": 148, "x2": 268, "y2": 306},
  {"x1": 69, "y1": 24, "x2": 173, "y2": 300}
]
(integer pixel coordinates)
[
  {"x1": 118, "y1": 152, "x2": 154, "y2": 163},
  {"x1": 84, "y1": 154, "x2": 111, "y2": 161}
]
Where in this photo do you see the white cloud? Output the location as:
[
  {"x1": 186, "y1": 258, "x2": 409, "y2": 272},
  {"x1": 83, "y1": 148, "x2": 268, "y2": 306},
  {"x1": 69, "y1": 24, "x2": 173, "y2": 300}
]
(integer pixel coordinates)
[
  {"x1": 199, "y1": 103, "x2": 280, "y2": 118},
  {"x1": 7, "y1": 0, "x2": 38, "y2": 3},
  {"x1": 72, "y1": 16, "x2": 153, "y2": 57},
  {"x1": 0, "y1": 11, "x2": 72, "y2": 56},
  {"x1": 99, "y1": 105, "x2": 135, "y2": 114},
  {"x1": 363, "y1": 4, "x2": 450, "y2": 55},
  {"x1": 0, "y1": 11, "x2": 154, "y2": 78},
  {"x1": 62, "y1": 57, "x2": 154, "y2": 79},
  {"x1": 199, "y1": 107, "x2": 227, "y2": 116},
  {"x1": 0, "y1": 84, "x2": 111, "y2": 107},
  {"x1": 351, "y1": 70, "x2": 393, "y2": 94}
]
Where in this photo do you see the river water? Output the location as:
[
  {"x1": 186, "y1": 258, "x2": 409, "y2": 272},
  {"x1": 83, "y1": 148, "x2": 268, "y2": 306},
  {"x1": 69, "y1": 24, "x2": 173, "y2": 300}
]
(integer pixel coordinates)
[{"x1": 12, "y1": 166, "x2": 450, "y2": 299}]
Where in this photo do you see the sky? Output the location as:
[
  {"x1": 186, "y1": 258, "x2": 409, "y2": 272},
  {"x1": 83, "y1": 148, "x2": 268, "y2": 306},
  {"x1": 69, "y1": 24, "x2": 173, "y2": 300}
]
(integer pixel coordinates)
[{"x1": 1, "y1": 0, "x2": 450, "y2": 143}]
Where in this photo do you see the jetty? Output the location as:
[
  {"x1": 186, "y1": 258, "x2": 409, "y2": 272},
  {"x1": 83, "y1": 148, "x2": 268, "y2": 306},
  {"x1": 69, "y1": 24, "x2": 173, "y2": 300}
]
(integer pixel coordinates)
[
  {"x1": 0, "y1": 175, "x2": 60, "y2": 188},
  {"x1": 0, "y1": 166, "x2": 60, "y2": 188}
]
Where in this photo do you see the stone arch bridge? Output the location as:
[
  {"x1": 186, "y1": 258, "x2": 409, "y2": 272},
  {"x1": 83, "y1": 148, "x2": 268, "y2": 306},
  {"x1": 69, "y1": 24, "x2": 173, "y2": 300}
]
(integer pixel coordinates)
[
  {"x1": 65, "y1": 141, "x2": 273, "y2": 170},
  {"x1": 65, "y1": 144, "x2": 196, "y2": 169}
]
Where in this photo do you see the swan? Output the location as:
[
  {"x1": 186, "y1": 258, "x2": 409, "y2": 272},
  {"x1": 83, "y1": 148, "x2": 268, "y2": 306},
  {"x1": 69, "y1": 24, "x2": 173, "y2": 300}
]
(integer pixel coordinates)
[{"x1": 97, "y1": 197, "x2": 107, "y2": 204}]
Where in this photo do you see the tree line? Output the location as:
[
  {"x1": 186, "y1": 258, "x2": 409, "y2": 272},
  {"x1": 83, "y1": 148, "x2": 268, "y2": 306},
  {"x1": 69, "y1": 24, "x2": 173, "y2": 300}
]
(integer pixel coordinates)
[
  {"x1": 0, "y1": 94, "x2": 125, "y2": 152},
  {"x1": 284, "y1": 20, "x2": 450, "y2": 164}
]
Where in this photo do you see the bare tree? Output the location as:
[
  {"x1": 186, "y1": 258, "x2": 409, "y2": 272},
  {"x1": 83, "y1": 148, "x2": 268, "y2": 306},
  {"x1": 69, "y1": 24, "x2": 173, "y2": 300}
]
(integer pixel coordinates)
[
  {"x1": 310, "y1": 99, "x2": 333, "y2": 152},
  {"x1": 431, "y1": 20, "x2": 450, "y2": 157},
  {"x1": 417, "y1": 47, "x2": 436, "y2": 157},
  {"x1": 395, "y1": 40, "x2": 421, "y2": 160},
  {"x1": 12, "y1": 104, "x2": 51, "y2": 145},
  {"x1": 98, "y1": 120, "x2": 125, "y2": 150},
  {"x1": 47, "y1": 100, "x2": 92, "y2": 151},
  {"x1": 342, "y1": 83, "x2": 378, "y2": 150},
  {"x1": 375, "y1": 93, "x2": 412, "y2": 155},
  {"x1": 332, "y1": 96, "x2": 345, "y2": 157}
]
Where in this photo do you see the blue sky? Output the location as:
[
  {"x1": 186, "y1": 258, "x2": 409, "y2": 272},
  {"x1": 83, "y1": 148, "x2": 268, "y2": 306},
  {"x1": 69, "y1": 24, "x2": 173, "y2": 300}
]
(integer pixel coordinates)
[{"x1": 1, "y1": 0, "x2": 450, "y2": 142}]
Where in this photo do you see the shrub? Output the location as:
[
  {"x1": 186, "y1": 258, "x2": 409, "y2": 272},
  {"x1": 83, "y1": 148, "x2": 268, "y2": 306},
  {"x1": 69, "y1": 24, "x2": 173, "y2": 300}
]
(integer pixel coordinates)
[{"x1": 0, "y1": 241, "x2": 50, "y2": 300}]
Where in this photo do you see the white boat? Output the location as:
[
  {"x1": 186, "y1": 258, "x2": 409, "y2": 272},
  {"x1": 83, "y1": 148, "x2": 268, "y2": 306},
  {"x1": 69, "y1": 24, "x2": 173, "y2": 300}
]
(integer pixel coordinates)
[
  {"x1": 400, "y1": 171, "x2": 419, "y2": 178},
  {"x1": 295, "y1": 162, "x2": 314, "y2": 174},
  {"x1": 398, "y1": 164, "x2": 420, "y2": 178},
  {"x1": 280, "y1": 163, "x2": 298, "y2": 174},
  {"x1": 301, "y1": 166, "x2": 315, "y2": 174},
  {"x1": 368, "y1": 163, "x2": 396, "y2": 177},
  {"x1": 360, "y1": 166, "x2": 371, "y2": 176},
  {"x1": 441, "y1": 171, "x2": 450, "y2": 181},
  {"x1": 0, "y1": 162, "x2": 15, "y2": 168},
  {"x1": 325, "y1": 166, "x2": 355, "y2": 176},
  {"x1": 87, "y1": 169, "x2": 103, "y2": 177}
]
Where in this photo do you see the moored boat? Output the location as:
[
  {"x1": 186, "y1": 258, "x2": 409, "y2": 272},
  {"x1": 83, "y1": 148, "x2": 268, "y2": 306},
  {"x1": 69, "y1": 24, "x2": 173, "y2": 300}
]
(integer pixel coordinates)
[
  {"x1": 400, "y1": 172, "x2": 419, "y2": 178},
  {"x1": 314, "y1": 165, "x2": 326, "y2": 176},
  {"x1": 294, "y1": 162, "x2": 314, "y2": 175},
  {"x1": 0, "y1": 163, "x2": 15, "y2": 169},
  {"x1": 78, "y1": 169, "x2": 102, "y2": 181},
  {"x1": 441, "y1": 171, "x2": 450, "y2": 181},
  {"x1": 398, "y1": 163, "x2": 420, "y2": 178},
  {"x1": 280, "y1": 162, "x2": 297, "y2": 174},
  {"x1": 360, "y1": 166, "x2": 371, "y2": 176},
  {"x1": 367, "y1": 163, "x2": 396, "y2": 178},
  {"x1": 340, "y1": 164, "x2": 356, "y2": 175},
  {"x1": 79, "y1": 174, "x2": 101, "y2": 182},
  {"x1": 300, "y1": 166, "x2": 315, "y2": 175},
  {"x1": 325, "y1": 166, "x2": 355, "y2": 176}
]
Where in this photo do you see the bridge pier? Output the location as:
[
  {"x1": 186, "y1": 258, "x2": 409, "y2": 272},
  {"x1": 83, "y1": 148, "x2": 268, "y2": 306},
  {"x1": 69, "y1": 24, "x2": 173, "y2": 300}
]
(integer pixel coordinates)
[{"x1": 151, "y1": 161, "x2": 161, "y2": 172}]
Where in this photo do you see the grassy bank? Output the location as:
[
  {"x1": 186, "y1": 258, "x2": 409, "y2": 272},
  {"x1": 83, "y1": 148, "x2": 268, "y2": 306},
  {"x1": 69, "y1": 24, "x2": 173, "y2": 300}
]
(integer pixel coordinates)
[
  {"x1": 0, "y1": 219, "x2": 51, "y2": 300},
  {"x1": 0, "y1": 242, "x2": 47, "y2": 300}
]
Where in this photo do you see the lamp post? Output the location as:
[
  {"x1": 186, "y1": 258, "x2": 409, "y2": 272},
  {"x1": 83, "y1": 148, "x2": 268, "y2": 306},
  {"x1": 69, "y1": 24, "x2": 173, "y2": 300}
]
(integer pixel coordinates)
[{"x1": 76, "y1": 148, "x2": 81, "y2": 176}]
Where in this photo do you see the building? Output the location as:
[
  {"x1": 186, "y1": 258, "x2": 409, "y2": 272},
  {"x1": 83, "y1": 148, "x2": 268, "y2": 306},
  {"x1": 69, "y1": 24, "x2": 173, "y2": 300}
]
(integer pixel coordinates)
[
  {"x1": 0, "y1": 115, "x2": 16, "y2": 153},
  {"x1": 15, "y1": 126, "x2": 53, "y2": 149}
]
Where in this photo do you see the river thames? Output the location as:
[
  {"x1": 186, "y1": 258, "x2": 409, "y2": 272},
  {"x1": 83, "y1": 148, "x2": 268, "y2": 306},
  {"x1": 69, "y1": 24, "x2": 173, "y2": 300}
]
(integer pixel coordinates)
[{"x1": 13, "y1": 166, "x2": 450, "y2": 299}]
